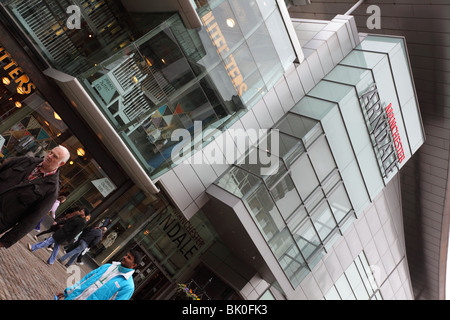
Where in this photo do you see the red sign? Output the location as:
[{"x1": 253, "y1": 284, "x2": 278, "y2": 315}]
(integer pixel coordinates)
[{"x1": 385, "y1": 103, "x2": 405, "y2": 163}]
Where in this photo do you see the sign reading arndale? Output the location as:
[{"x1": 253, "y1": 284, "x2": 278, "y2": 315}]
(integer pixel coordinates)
[{"x1": 360, "y1": 84, "x2": 405, "y2": 178}]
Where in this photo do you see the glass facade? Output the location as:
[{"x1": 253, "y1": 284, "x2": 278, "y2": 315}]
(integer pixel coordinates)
[
  {"x1": 0, "y1": 0, "x2": 297, "y2": 299},
  {"x1": 324, "y1": 252, "x2": 383, "y2": 300},
  {"x1": 213, "y1": 35, "x2": 424, "y2": 293},
  {"x1": 0, "y1": 0, "x2": 424, "y2": 299},
  {"x1": 2, "y1": 0, "x2": 296, "y2": 179},
  {"x1": 216, "y1": 118, "x2": 355, "y2": 288},
  {"x1": 88, "y1": 185, "x2": 217, "y2": 291},
  {"x1": 292, "y1": 20, "x2": 328, "y2": 46}
]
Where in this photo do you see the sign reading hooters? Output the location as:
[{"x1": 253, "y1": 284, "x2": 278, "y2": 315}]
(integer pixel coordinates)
[
  {"x1": 0, "y1": 45, "x2": 36, "y2": 96},
  {"x1": 201, "y1": 12, "x2": 248, "y2": 97}
]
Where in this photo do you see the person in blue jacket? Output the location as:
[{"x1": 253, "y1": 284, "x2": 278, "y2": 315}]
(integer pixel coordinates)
[{"x1": 56, "y1": 249, "x2": 142, "y2": 300}]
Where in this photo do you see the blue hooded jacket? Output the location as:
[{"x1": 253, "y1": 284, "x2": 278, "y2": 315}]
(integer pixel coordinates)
[{"x1": 64, "y1": 262, "x2": 135, "y2": 300}]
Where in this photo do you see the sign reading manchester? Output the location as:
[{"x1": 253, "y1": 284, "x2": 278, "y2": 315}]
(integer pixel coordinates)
[{"x1": 360, "y1": 84, "x2": 403, "y2": 178}]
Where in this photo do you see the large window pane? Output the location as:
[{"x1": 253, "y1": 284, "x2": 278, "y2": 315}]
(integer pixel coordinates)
[
  {"x1": 345, "y1": 263, "x2": 370, "y2": 300},
  {"x1": 325, "y1": 286, "x2": 341, "y2": 300},
  {"x1": 258, "y1": 131, "x2": 305, "y2": 169},
  {"x1": 307, "y1": 135, "x2": 336, "y2": 182},
  {"x1": 310, "y1": 201, "x2": 337, "y2": 241},
  {"x1": 229, "y1": 0, "x2": 263, "y2": 37},
  {"x1": 247, "y1": 23, "x2": 283, "y2": 89},
  {"x1": 270, "y1": 174, "x2": 302, "y2": 220},
  {"x1": 340, "y1": 50, "x2": 385, "y2": 70},
  {"x1": 327, "y1": 184, "x2": 352, "y2": 224},
  {"x1": 256, "y1": 0, "x2": 277, "y2": 19},
  {"x1": 335, "y1": 274, "x2": 356, "y2": 300},
  {"x1": 203, "y1": 0, "x2": 244, "y2": 54},
  {"x1": 216, "y1": 165, "x2": 262, "y2": 198},
  {"x1": 266, "y1": 10, "x2": 296, "y2": 71},
  {"x1": 90, "y1": 186, "x2": 160, "y2": 265},
  {"x1": 290, "y1": 155, "x2": 319, "y2": 200},
  {"x1": 287, "y1": 205, "x2": 308, "y2": 232},
  {"x1": 293, "y1": 219, "x2": 323, "y2": 262},
  {"x1": 308, "y1": 80, "x2": 354, "y2": 105},
  {"x1": 324, "y1": 65, "x2": 374, "y2": 97},
  {"x1": 232, "y1": 43, "x2": 265, "y2": 105},
  {"x1": 341, "y1": 159, "x2": 370, "y2": 214},
  {"x1": 275, "y1": 113, "x2": 318, "y2": 140},
  {"x1": 244, "y1": 184, "x2": 285, "y2": 241},
  {"x1": 290, "y1": 96, "x2": 336, "y2": 121},
  {"x1": 277, "y1": 236, "x2": 308, "y2": 287},
  {"x1": 238, "y1": 144, "x2": 287, "y2": 188}
]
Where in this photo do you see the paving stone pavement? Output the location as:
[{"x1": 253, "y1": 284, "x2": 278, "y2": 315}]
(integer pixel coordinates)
[{"x1": 0, "y1": 230, "x2": 95, "y2": 300}]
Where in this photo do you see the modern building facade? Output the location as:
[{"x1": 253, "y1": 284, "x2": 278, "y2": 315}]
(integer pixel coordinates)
[
  {"x1": 0, "y1": 0, "x2": 429, "y2": 300},
  {"x1": 287, "y1": 0, "x2": 450, "y2": 301}
]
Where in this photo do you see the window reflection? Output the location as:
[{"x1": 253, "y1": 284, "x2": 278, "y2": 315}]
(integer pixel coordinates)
[
  {"x1": 91, "y1": 186, "x2": 215, "y2": 278},
  {"x1": 270, "y1": 174, "x2": 302, "y2": 220},
  {"x1": 0, "y1": 90, "x2": 115, "y2": 215},
  {"x1": 275, "y1": 113, "x2": 318, "y2": 140},
  {"x1": 215, "y1": 106, "x2": 357, "y2": 288},
  {"x1": 216, "y1": 165, "x2": 262, "y2": 198},
  {"x1": 3, "y1": 0, "x2": 296, "y2": 179}
]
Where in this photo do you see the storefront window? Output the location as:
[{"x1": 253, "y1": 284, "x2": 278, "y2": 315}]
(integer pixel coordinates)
[
  {"x1": 0, "y1": 42, "x2": 115, "y2": 212},
  {"x1": 90, "y1": 186, "x2": 216, "y2": 281}
]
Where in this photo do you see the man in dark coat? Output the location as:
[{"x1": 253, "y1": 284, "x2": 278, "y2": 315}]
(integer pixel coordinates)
[
  {"x1": 0, "y1": 146, "x2": 70, "y2": 248},
  {"x1": 28, "y1": 209, "x2": 90, "y2": 264},
  {"x1": 59, "y1": 226, "x2": 106, "y2": 266}
]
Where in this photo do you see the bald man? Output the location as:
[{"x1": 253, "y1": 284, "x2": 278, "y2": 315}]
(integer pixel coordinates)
[{"x1": 0, "y1": 146, "x2": 70, "y2": 248}]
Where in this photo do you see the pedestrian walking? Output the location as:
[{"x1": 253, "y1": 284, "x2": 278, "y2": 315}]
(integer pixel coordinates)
[
  {"x1": 34, "y1": 206, "x2": 85, "y2": 240},
  {"x1": 55, "y1": 250, "x2": 142, "y2": 300},
  {"x1": 59, "y1": 227, "x2": 106, "y2": 267},
  {"x1": 34, "y1": 194, "x2": 67, "y2": 232},
  {"x1": 0, "y1": 146, "x2": 70, "y2": 248},
  {"x1": 28, "y1": 209, "x2": 90, "y2": 264}
]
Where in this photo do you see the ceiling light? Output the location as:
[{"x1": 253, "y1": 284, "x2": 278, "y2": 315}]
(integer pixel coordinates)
[
  {"x1": 77, "y1": 148, "x2": 85, "y2": 157},
  {"x1": 226, "y1": 18, "x2": 235, "y2": 28}
]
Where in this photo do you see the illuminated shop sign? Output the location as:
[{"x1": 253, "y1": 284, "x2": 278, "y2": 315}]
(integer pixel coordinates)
[
  {"x1": 360, "y1": 84, "x2": 404, "y2": 177},
  {"x1": 0, "y1": 45, "x2": 36, "y2": 95},
  {"x1": 201, "y1": 11, "x2": 248, "y2": 97},
  {"x1": 385, "y1": 103, "x2": 405, "y2": 163}
]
